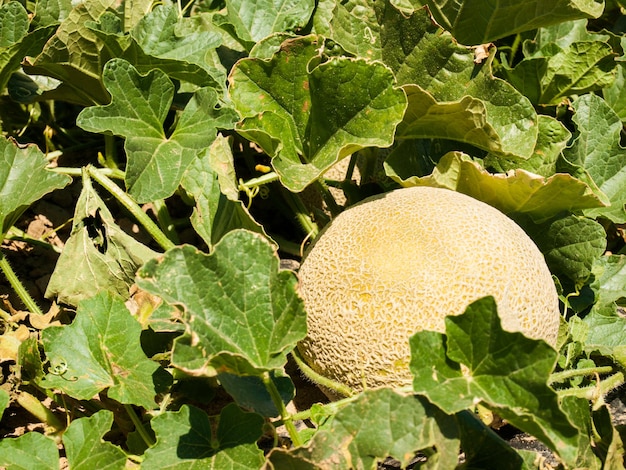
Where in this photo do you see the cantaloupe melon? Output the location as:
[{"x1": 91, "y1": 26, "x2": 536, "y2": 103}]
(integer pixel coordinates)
[{"x1": 296, "y1": 186, "x2": 560, "y2": 393}]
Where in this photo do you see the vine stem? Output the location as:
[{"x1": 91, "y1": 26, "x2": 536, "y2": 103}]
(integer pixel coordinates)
[
  {"x1": 0, "y1": 251, "x2": 43, "y2": 315},
  {"x1": 290, "y1": 349, "x2": 356, "y2": 398},
  {"x1": 261, "y1": 371, "x2": 303, "y2": 448},
  {"x1": 549, "y1": 365, "x2": 615, "y2": 384},
  {"x1": 125, "y1": 404, "x2": 155, "y2": 447},
  {"x1": 16, "y1": 391, "x2": 65, "y2": 438},
  {"x1": 86, "y1": 166, "x2": 175, "y2": 251}
]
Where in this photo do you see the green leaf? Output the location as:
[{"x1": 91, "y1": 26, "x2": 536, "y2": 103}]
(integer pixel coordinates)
[
  {"x1": 329, "y1": 4, "x2": 539, "y2": 159},
  {"x1": 222, "y1": 0, "x2": 315, "y2": 44},
  {"x1": 534, "y1": 216, "x2": 607, "y2": 287},
  {"x1": 25, "y1": 0, "x2": 118, "y2": 105},
  {"x1": 230, "y1": 35, "x2": 406, "y2": 191},
  {"x1": 218, "y1": 369, "x2": 294, "y2": 417},
  {"x1": 0, "y1": 2, "x2": 56, "y2": 95},
  {"x1": 0, "y1": 137, "x2": 71, "y2": 237},
  {"x1": 32, "y1": 0, "x2": 72, "y2": 27},
  {"x1": 421, "y1": 0, "x2": 604, "y2": 45},
  {"x1": 63, "y1": 410, "x2": 127, "y2": 470},
  {"x1": 0, "y1": 388, "x2": 8, "y2": 420},
  {"x1": 137, "y1": 230, "x2": 307, "y2": 376},
  {"x1": 40, "y1": 291, "x2": 161, "y2": 408},
  {"x1": 590, "y1": 254, "x2": 626, "y2": 308},
  {"x1": 0, "y1": 432, "x2": 60, "y2": 470},
  {"x1": 77, "y1": 59, "x2": 238, "y2": 202},
  {"x1": 267, "y1": 389, "x2": 460, "y2": 469},
  {"x1": 389, "y1": 152, "x2": 605, "y2": 223},
  {"x1": 410, "y1": 296, "x2": 581, "y2": 467},
  {"x1": 181, "y1": 148, "x2": 268, "y2": 250},
  {"x1": 604, "y1": 64, "x2": 626, "y2": 122},
  {"x1": 564, "y1": 94, "x2": 626, "y2": 223},
  {"x1": 45, "y1": 171, "x2": 158, "y2": 306},
  {"x1": 142, "y1": 403, "x2": 265, "y2": 469}
]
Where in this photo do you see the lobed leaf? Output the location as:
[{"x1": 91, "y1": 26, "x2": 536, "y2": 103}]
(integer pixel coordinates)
[
  {"x1": 63, "y1": 411, "x2": 128, "y2": 470},
  {"x1": 40, "y1": 291, "x2": 162, "y2": 409},
  {"x1": 267, "y1": 388, "x2": 460, "y2": 469},
  {"x1": 0, "y1": 137, "x2": 71, "y2": 238},
  {"x1": 142, "y1": 403, "x2": 265, "y2": 469},
  {"x1": 137, "y1": 229, "x2": 307, "y2": 376},
  {"x1": 410, "y1": 296, "x2": 582, "y2": 467},
  {"x1": 0, "y1": 432, "x2": 60, "y2": 469},
  {"x1": 77, "y1": 59, "x2": 238, "y2": 202},
  {"x1": 230, "y1": 34, "x2": 406, "y2": 191},
  {"x1": 564, "y1": 94, "x2": 626, "y2": 223}
]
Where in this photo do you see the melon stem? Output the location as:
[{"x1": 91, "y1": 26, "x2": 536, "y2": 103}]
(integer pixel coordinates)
[{"x1": 262, "y1": 371, "x2": 303, "y2": 447}]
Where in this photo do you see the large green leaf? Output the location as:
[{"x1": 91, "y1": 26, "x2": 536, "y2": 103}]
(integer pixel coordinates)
[
  {"x1": 416, "y1": 0, "x2": 604, "y2": 45},
  {"x1": 564, "y1": 94, "x2": 626, "y2": 223},
  {"x1": 230, "y1": 34, "x2": 406, "y2": 191},
  {"x1": 604, "y1": 63, "x2": 626, "y2": 122},
  {"x1": 0, "y1": 432, "x2": 60, "y2": 469},
  {"x1": 40, "y1": 291, "x2": 161, "y2": 409},
  {"x1": 142, "y1": 403, "x2": 265, "y2": 469},
  {"x1": 45, "y1": 171, "x2": 158, "y2": 305},
  {"x1": 222, "y1": 0, "x2": 315, "y2": 44},
  {"x1": 327, "y1": 3, "x2": 538, "y2": 159},
  {"x1": 388, "y1": 151, "x2": 605, "y2": 222},
  {"x1": 136, "y1": 229, "x2": 306, "y2": 376},
  {"x1": 267, "y1": 389, "x2": 460, "y2": 469},
  {"x1": 590, "y1": 255, "x2": 626, "y2": 309},
  {"x1": 77, "y1": 59, "x2": 238, "y2": 202},
  {"x1": 63, "y1": 411, "x2": 127, "y2": 470},
  {"x1": 410, "y1": 296, "x2": 583, "y2": 467},
  {"x1": 0, "y1": 137, "x2": 71, "y2": 238}
]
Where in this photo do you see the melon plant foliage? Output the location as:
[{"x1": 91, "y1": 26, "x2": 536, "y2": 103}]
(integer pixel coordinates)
[{"x1": 1, "y1": 0, "x2": 626, "y2": 468}]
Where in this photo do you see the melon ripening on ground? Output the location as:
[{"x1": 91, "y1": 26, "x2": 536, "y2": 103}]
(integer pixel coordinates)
[{"x1": 296, "y1": 186, "x2": 561, "y2": 394}]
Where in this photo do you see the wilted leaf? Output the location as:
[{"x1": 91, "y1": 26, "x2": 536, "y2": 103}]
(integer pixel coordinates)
[
  {"x1": 564, "y1": 94, "x2": 626, "y2": 223},
  {"x1": 142, "y1": 403, "x2": 265, "y2": 469},
  {"x1": 45, "y1": 171, "x2": 158, "y2": 305},
  {"x1": 389, "y1": 152, "x2": 605, "y2": 222},
  {"x1": 230, "y1": 34, "x2": 406, "y2": 191},
  {"x1": 267, "y1": 389, "x2": 460, "y2": 469},
  {"x1": 137, "y1": 229, "x2": 306, "y2": 376},
  {"x1": 76, "y1": 59, "x2": 238, "y2": 202},
  {"x1": 63, "y1": 411, "x2": 127, "y2": 470},
  {"x1": 0, "y1": 432, "x2": 59, "y2": 470},
  {"x1": 40, "y1": 291, "x2": 161, "y2": 408},
  {"x1": 410, "y1": 296, "x2": 581, "y2": 467},
  {"x1": 0, "y1": 137, "x2": 70, "y2": 237}
]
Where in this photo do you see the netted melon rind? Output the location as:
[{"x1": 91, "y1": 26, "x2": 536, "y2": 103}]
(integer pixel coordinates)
[{"x1": 297, "y1": 186, "x2": 560, "y2": 393}]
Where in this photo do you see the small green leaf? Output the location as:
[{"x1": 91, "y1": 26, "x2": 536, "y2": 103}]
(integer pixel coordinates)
[
  {"x1": 535, "y1": 216, "x2": 607, "y2": 286},
  {"x1": 222, "y1": 0, "x2": 315, "y2": 44},
  {"x1": 590, "y1": 254, "x2": 626, "y2": 308},
  {"x1": 0, "y1": 137, "x2": 71, "y2": 237},
  {"x1": 421, "y1": 0, "x2": 604, "y2": 44},
  {"x1": 267, "y1": 389, "x2": 460, "y2": 469},
  {"x1": 181, "y1": 150, "x2": 268, "y2": 250},
  {"x1": 137, "y1": 229, "x2": 307, "y2": 376},
  {"x1": 45, "y1": 171, "x2": 158, "y2": 306},
  {"x1": 564, "y1": 94, "x2": 626, "y2": 223},
  {"x1": 230, "y1": 35, "x2": 406, "y2": 191},
  {"x1": 0, "y1": 432, "x2": 60, "y2": 470},
  {"x1": 63, "y1": 411, "x2": 127, "y2": 470},
  {"x1": 142, "y1": 403, "x2": 265, "y2": 469},
  {"x1": 40, "y1": 291, "x2": 161, "y2": 408},
  {"x1": 0, "y1": 388, "x2": 8, "y2": 420},
  {"x1": 410, "y1": 296, "x2": 581, "y2": 467},
  {"x1": 390, "y1": 152, "x2": 605, "y2": 222},
  {"x1": 218, "y1": 370, "x2": 294, "y2": 417}
]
